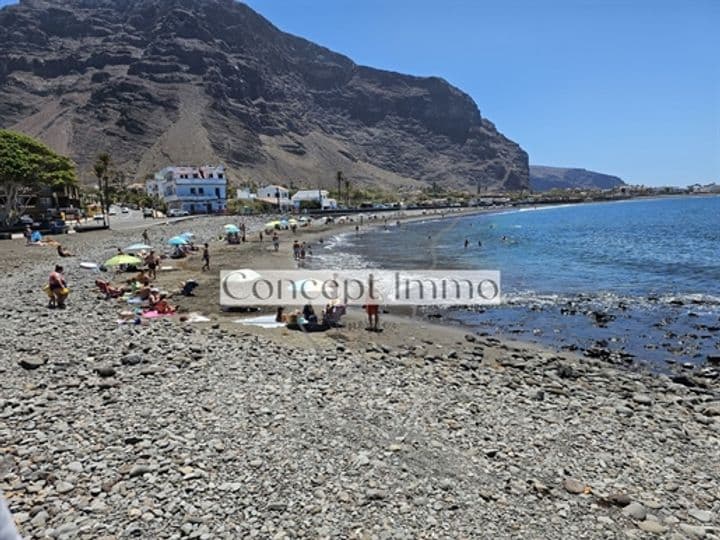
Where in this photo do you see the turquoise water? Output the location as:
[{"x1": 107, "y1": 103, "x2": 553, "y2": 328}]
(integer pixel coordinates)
[
  {"x1": 319, "y1": 196, "x2": 720, "y2": 368},
  {"x1": 343, "y1": 196, "x2": 720, "y2": 301}
]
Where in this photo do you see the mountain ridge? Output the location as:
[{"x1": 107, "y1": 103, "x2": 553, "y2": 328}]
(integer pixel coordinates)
[
  {"x1": 530, "y1": 165, "x2": 626, "y2": 192},
  {"x1": 0, "y1": 0, "x2": 529, "y2": 192}
]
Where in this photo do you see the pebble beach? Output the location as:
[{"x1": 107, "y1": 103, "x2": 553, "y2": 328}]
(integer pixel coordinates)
[{"x1": 1, "y1": 213, "x2": 719, "y2": 539}]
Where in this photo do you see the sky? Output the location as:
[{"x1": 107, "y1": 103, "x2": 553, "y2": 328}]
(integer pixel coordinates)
[{"x1": 1, "y1": 0, "x2": 718, "y2": 186}]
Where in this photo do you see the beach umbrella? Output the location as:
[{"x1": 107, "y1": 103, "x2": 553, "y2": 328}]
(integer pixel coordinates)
[
  {"x1": 104, "y1": 254, "x2": 142, "y2": 267},
  {"x1": 180, "y1": 232, "x2": 195, "y2": 239},
  {"x1": 224, "y1": 224, "x2": 240, "y2": 233},
  {"x1": 125, "y1": 243, "x2": 152, "y2": 252},
  {"x1": 264, "y1": 220, "x2": 281, "y2": 230},
  {"x1": 288, "y1": 218, "x2": 298, "y2": 226},
  {"x1": 168, "y1": 236, "x2": 189, "y2": 246}
]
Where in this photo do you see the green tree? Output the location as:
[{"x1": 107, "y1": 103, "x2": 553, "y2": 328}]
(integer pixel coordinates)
[
  {"x1": 93, "y1": 152, "x2": 112, "y2": 227},
  {"x1": 0, "y1": 130, "x2": 77, "y2": 226}
]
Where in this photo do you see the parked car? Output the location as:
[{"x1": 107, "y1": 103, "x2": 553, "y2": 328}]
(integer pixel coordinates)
[
  {"x1": 142, "y1": 208, "x2": 155, "y2": 219},
  {"x1": 108, "y1": 207, "x2": 117, "y2": 216},
  {"x1": 168, "y1": 209, "x2": 190, "y2": 217},
  {"x1": 121, "y1": 206, "x2": 129, "y2": 213},
  {"x1": 38, "y1": 219, "x2": 68, "y2": 235}
]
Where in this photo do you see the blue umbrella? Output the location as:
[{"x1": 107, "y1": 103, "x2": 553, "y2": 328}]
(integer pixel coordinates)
[
  {"x1": 168, "y1": 236, "x2": 189, "y2": 246},
  {"x1": 180, "y1": 232, "x2": 195, "y2": 238},
  {"x1": 224, "y1": 224, "x2": 240, "y2": 233}
]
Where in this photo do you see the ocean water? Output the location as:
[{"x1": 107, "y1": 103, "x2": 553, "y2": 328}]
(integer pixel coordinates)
[{"x1": 315, "y1": 196, "x2": 720, "y2": 368}]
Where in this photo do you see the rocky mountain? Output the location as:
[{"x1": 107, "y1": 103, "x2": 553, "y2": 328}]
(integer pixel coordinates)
[
  {"x1": 0, "y1": 0, "x2": 529, "y2": 192},
  {"x1": 530, "y1": 166, "x2": 626, "y2": 192}
]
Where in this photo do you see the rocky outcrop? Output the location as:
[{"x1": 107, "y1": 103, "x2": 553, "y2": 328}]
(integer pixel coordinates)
[
  {"x1": 530, "y1": 166, "x2": 626, "y2": 192},
  {"x1": 0, "y1": 0, "x2": 528, "y2": 191}
]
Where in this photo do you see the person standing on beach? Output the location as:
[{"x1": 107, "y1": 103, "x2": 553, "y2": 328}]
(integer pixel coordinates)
[
  {"x1": 259, "y1": 231, "x2": 263, "y2": 243},
  {"x1": 202, "y1": 243, "x2": 210, "y2": 271},
  {"x1": 23, "y1": 225, "x2": 32, "y2": 245},
  {"x1": 142, "y1": 229, "x2": 149, "y2": 244},
  {"x1": 272, "y1": 232, "x2": 279, "y2": 252},
  {"x1": 48, "y1": 265, "x2": 68, "y2": 309},
  {"x1": 145, "y1": 251, "x2": 158, "y2": 279},
  {"x1": 364, "y1": 273, "x2": 382, "y2": 332}
]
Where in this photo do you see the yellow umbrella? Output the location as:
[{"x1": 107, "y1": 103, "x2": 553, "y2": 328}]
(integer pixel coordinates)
[
  {"x1": 264, "y1": 220, "x2": 281, "y2": 230},
  {"x1": 104, "y1": 254, "x2": 142, "y2": 267}
]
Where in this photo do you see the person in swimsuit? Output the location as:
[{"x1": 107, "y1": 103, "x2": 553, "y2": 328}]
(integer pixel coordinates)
[{"x1": 48, "y1": 265, "x2": 68, "y2": 309}]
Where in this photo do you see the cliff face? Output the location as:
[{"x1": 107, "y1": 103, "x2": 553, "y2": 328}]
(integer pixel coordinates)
[
  {"x1": 0, "y1": 0, "x2": 529, "y2": 191},
  {"x1": 530, "y1": 166, "x2": 626, "y2": 192}
]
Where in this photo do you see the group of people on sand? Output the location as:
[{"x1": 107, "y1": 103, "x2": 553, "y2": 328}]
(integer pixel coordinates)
[
  {"x1": 94, "y1": 266, "x2": 179, "y2": 317},
  {"x1": 275, "y1": 302, "x2": 348, "y2": 331},
  {"x1": 292, "y1": 240, "x2": 311, "y2": 260}
]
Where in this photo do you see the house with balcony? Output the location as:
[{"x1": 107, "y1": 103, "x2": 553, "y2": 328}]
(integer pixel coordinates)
[{"x1": 147, "y1": 165, "x2": 227, "y2": 214}]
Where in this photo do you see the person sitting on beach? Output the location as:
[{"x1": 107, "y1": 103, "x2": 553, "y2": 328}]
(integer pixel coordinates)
[
  {"x1": 132, "y1": 284, "x2": 152, "y2": 301},
  {"x1": 57, "y1": 244, "x2": 74, "y2": 257},
  {"x1": 47, "y1": 265, "x2": 69, "y2": 309},
  {"x1": 275, "y1": 306, "x2": 287, "y2": 323},
  {"x1": 150, "y1": 292, "x2": 175, "y2": 314},
  {"x1": 302, "y1": 304, "x2": 318, "y2": 324},
  {"x1": 147, "y1": 287, "x2": 161, "y2": 306},
  {"x1": 179, "y1": 279, "x2": 198, "y2": 296},
  {"x1": 129, "y1": 270, "x2": 150, "y2": 286},
  {"x1": 95, "y1": 279, "x2": 127, "y2": 299}
]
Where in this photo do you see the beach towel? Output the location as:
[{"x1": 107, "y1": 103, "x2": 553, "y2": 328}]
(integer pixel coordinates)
[{"x1": 233, "y1": 315, "x2": 285, "y2": 329}]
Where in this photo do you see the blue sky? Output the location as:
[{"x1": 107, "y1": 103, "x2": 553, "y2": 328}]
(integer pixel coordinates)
[{"x1": 1, "y1": 0, "x2": 718, "y2": 185}]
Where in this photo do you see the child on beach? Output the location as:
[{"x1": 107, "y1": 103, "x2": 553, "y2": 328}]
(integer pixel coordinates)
[{"x1": 202, "y1": 243, "x2": 210, "y2": 271}]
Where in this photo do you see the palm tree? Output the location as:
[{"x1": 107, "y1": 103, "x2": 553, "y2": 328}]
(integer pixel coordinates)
[
  {"x1": 93, "y1": 152, "x2": 112, "y2": 228},
  {"x1": 336, "y1": 171, "x2": 343, "y2": 202},
  {"x1": 344, "y1": 177, "x2": 350, "y2": 207}
]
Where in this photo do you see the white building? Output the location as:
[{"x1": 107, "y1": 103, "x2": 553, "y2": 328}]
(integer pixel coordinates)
[
  {"x1": 291, "y1": 189, "x2": 337, "y2": 210},
  {"x1": 236, "y1": 188, "x2": 256, "y2": 201},
  {"x1": 146, "y1": 165, "x2": 227, "y2": 214},
  {"x1": 256, "y1": 185, "x2": 292, "y2": 208}
]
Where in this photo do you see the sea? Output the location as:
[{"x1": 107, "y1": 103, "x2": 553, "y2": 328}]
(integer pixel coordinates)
[{"x1": 312, "y1": 196, "x2": 720, "y2": 369}]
